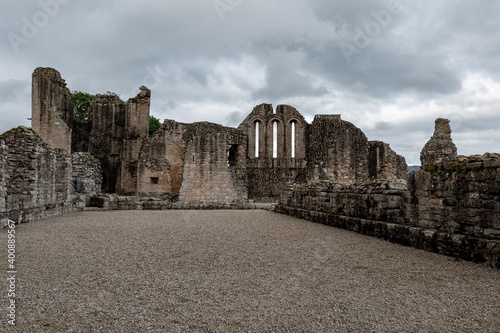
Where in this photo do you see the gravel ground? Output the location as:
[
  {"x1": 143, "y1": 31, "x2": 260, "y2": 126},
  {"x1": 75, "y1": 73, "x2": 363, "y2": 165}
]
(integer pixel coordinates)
[{"x1": 1, "y1": 210, "x2": 499, "y2": 332}]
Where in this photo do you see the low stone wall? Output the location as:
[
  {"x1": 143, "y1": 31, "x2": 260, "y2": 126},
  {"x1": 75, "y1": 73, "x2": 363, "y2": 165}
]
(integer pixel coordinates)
[
  {"x1": 86, "y1": 194, "x2": 276, "y2": 211},
  {"x1": 276, "y1": 155, "x2": 500, "y2": 267}
]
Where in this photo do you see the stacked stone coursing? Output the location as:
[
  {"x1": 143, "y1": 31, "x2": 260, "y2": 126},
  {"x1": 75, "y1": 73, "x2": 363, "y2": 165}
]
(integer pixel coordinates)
[
  {"x1": 0, "y1": 127, "x2": 75, "y2": 225},
  {"x1": 308, "y1": 115, "x2": 369, "y2": 184},
  {"x1": 72, "y1": 153, "x2": 102, "y2": 195},
  {"x1": 368, "y1": 141, "x2": 407, "y2": 180},
  {"x1": 409, "y1": 154, "x2": 500, "y2": 239},
  {"x1": 179, "y1": 122, "x2": 248, "y2": 203},
  {"x1": 137, "y1": 120, "x2": 186, "y2": 198}
]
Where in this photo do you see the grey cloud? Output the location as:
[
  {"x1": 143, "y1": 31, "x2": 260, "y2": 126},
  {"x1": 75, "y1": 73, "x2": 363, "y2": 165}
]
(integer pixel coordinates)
[
  {"x1": 0, "y1": 80, "x2": 30, "y2": 103},
  {"x1": 0, "y1": 0, "x2": 499, "y2": 165},
  {"x1": 251, "y1": 48, "x2": 330, "y2": 100}
]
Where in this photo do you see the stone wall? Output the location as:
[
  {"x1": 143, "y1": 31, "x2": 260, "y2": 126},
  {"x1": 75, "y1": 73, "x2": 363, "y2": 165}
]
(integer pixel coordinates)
[
  {"x1": 410, "y1": 154, "x2": 500, "y2": 240},
  {"x1": 138, "y1": 120, "x2": 248, "y2": 203},
  {"x1": 83, "y1": 88, "x2": 150, "y2": 195},
  {"x1": 238, "y1": 104, "x2": 308, "y2": 159},
  {"x1": 137, "y1": 105, "x2": 405, "y2": 202},
  {"x1": 369, "y1": 141, "x2": 407, "y2": 180},
  {"x1": 276, "y1": 156, "x2": 500, "y2": 267},
  {"x1": 31, "y1": 67, "x2": 73, "y2": 153},
  {"x1": 238, "y1": 104, "x2": 309, "y2": 201},
  {"x1": 0, "y1": 127, "x2": 80, "y2": 226},
  {"x1": 179, "y1": 122, "x2": 248, "y2": 203},
  {"x1": 120, "y1": 87, "x2": 151, "y2": 195},
  {"x1": 307, "y1": 115, "x2": 370, "y2": 184},
  {"x1": 72, "y1": 153, "x2": 102, "y2": 195},
  {"x1": 246, "y1": 158, "x2": 307, "y2": 201},
  {"x1": 137, "y1": 120, "x2": 187, "y2": 198}
]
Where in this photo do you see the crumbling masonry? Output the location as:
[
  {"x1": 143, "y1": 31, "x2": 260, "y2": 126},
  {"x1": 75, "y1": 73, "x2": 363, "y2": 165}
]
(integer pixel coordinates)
[{"x1": 0, "y1": 67, "x2": 498, "y2": 266}]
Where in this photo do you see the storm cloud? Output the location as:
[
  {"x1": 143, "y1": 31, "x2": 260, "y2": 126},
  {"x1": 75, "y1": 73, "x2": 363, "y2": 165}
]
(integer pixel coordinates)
[{"x1": 1, "y1": 0, "x2": 499, "y2": 164}]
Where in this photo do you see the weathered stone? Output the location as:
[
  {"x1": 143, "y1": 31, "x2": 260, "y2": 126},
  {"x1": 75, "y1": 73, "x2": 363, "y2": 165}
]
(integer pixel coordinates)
[
  {"x1": 420, "y1": 118, "x2": 457, "y2": 167},
  {"x1": 0, "y1": 127, "x2": 84, "y2": 224},
  {"x1": 32, "y1": 67, "x2": 73, "y2": 153}
]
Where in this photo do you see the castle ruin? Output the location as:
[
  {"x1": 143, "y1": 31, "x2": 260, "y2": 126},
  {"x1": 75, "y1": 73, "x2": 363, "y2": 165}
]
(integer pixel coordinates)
[{"x1": 0, "y1": 67, "x2": 498, "y2": 267}]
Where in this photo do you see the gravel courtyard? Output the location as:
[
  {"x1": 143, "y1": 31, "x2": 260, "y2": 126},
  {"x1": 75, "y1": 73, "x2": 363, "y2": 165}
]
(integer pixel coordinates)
[{"x1": 1, "y1": 210, "x2": 499, "y2": 332}]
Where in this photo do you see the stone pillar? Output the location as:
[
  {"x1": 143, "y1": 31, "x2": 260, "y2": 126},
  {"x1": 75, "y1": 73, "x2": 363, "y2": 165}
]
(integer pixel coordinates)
[
  {"x1": 420, "y1": 118, "x2": 457, "y2": 167},
  {"x1": 88, "y1": 94, "x2": 126, "y2": 194},
  {"x1": 31, "y1": 67, "x2": 73, "y2": 153},
  {"x1": 119, "y1": 86, "x2": 151, "y2": 195}
]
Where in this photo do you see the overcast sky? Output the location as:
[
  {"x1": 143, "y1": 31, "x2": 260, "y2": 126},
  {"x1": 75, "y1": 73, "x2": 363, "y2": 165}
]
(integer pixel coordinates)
[{"x1": 1, "y1": 0, "x2": 499, "y2": 165}]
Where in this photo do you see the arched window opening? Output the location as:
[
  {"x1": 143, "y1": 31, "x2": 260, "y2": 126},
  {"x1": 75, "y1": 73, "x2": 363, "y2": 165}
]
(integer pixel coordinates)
[
  {"x1": 273, "y1": 121, "x2": 278, "y2": 158},
  {"x1": 255, "y1": 121, "x2": 260, "y2": 158},
  {"x1": 291, "y1": 121, "x2": 296, "y2": 158}
]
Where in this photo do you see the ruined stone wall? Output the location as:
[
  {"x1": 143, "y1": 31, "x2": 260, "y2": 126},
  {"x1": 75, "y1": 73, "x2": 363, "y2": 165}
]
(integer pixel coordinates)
[
  {"x1": 138, "y1": 120, "x2": 248, "y2": 203},
  {"x1": 137, "y1": 120, "x2": 187, "y2": 198},
  {"x1": 409, "y1": 154, "x2": 500, "y2": 240},
  {"x1": 369, "y1": 141, "x2": 407, "y2": 180},
  {"x1": 307, "y1": 115, "x2": 370, "y2": 184},
  {"x1": 120, "y1": 87, "x2": 151, "y2": 195},
  {"x1": 88, "y1": 94, "x2": 126, "y2": 193},
  {"x1": 246, "y1": 158, "x2": 307, "y2": 202},
  {"x1": 32, "y1": 67, "x2": 73, "y2": 153},
  {"x1": 276, "y1": 155, "x2": 500, "y2": 267},
  {"x1": 238, "y1": 104, "x2": 308, "y2": 159},
  {"x1": 72, "y1": 153, "x2": 102, "y2": 195},
  {"x1": 86, "y1": 89, "x2": 150, "y2": 195},
  {"x1": 178, "y1": 122, "x2": 248, "y2": 203},
  {"x1": 238, "y1": 104, "x2": 309, "y2": 201},
  {"x1": 0, "y1": 127, "x2": 77, "y2": 226}
]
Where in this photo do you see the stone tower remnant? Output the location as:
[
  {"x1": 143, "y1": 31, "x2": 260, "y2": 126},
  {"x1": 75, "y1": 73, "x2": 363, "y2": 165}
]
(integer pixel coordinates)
[
  {"x1": 31, "y1": 67, "x2": 73, "y2": 153},
  {"x1": 86, "y1": 88, "x2": 151, "y2": 195},
  {"x1": 420, "y1": 118, "x2": 457, "y2": 167}
]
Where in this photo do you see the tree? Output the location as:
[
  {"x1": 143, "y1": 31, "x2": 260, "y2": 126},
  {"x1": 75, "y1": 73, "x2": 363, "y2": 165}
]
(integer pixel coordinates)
[
  {"x1": 149, "y1": 116, "x2": 161, "y2": 135},
  {"x1": 73, "y1": 91, "x2": 94, "y2": 122}
]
